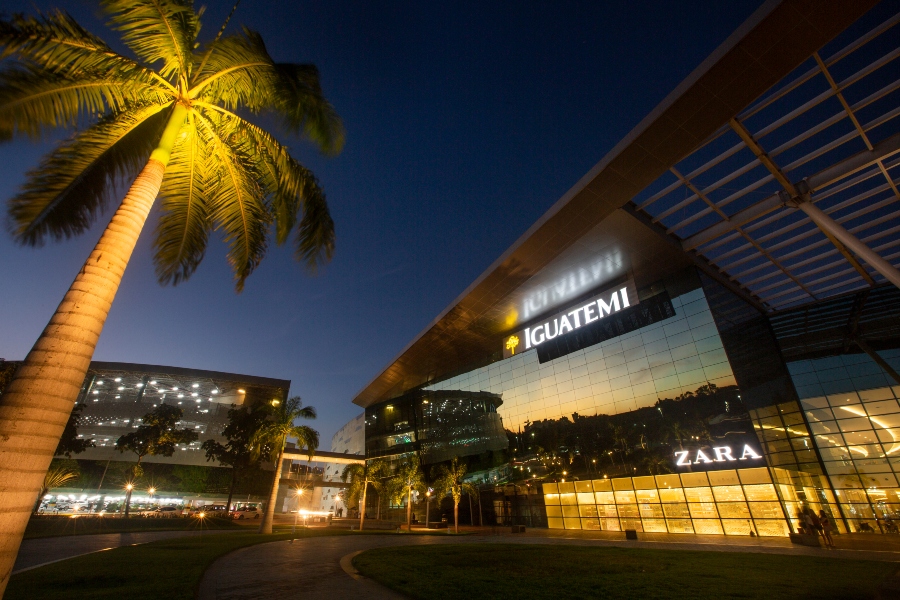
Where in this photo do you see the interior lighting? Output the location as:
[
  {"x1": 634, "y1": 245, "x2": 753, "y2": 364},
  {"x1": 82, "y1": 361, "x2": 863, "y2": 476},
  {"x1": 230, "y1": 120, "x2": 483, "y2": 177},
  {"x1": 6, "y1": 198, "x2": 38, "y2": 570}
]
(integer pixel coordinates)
[
  {"x1": 172, "y1": 387, "x2": 179, "y2": 391},
  {"x1": 191, "y1": 393, "x2": 198, "y2": 397},
  {"x1": 150, "y1": 380, "x2": 157, "y2": 385},
  {"x1": 97, "y1": 381, "x2": 104, "y2": 385},
  {"x1": 178, "y1": 394, "x2": 184, "y2": 399},
  {"x1": 114, "y1": 378, "x2": 121, "y2": 382},
  {"x1": 211, "y1": 390, "x2": 218, "y2": 394},
  {"x1": 92, "y1": 391, "x2": 99, "y2": 395},
  {"x1": 192, "y1": 383, "x2": 199, "y2": 388},
  {"x1": 117, "y1": 386, "x2": 124, "y2": 391},
  {"x1": 238, "y1": 389, "x2": 246, "y2": 394},
  {"x1": 136, "y1": 383, "x2": 143, "y2": 388}
]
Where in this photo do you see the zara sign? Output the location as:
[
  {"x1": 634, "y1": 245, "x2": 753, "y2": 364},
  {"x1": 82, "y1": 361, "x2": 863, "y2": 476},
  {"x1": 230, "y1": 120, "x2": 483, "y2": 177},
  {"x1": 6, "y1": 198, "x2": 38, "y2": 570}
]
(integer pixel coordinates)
[{"x1": 674, "y1": 445, "x2": 763, "y2": 467}]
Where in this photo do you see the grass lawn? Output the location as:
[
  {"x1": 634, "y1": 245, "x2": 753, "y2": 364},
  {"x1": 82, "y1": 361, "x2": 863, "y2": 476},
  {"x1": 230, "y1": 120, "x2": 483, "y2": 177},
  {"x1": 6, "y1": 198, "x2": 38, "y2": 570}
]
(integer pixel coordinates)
[
  {"x1": 353, "y1": 544, "x2": 898, "y2": 600},
  {"x1": 24, "y1": 515, "x2": 240, "y2": 538},
  {"x1": 7, "y1": 529, "x2": 352, "y2": 600}
]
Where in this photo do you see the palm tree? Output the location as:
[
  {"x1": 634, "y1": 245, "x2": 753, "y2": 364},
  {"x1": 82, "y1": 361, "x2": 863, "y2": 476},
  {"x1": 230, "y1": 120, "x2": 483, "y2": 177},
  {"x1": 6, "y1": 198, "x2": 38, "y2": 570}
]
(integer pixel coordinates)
[
  {"x1": 251, "y1": 397, "x2": 318, "y2": 534},
  {"x1": 433, "y1": 457, "x2": 478, "y2": 534},
  {"x1": 341, "y1": 458, "x2": 389, "y2": 531},
  {"x1": 33, "y1": 465, "x2": 79, "y2": 514},
  {"x1": 0, "y1": 1, "x2": 342, "y2": 585},
  {"x1": 389, "y1": 455, "x2": 424, "y2": 532}
]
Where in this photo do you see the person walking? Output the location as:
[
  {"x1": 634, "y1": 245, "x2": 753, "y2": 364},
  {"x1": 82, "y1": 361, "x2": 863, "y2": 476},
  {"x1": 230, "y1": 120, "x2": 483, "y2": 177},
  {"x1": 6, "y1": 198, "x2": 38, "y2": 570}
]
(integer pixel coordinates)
[{"x1": 819, "y1": 510, "x2": 836, "y2": 549}]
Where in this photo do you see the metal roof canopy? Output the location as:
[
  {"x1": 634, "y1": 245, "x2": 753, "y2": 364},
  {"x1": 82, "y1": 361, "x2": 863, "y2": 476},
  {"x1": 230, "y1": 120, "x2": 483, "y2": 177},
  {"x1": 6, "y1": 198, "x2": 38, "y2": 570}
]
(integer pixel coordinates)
[
  {"x1": 353, "y1": 0, "x2": 883, "y2": 409},
  {"x1": 89, "y1": 361, "x2": 291, "y2": 392}
]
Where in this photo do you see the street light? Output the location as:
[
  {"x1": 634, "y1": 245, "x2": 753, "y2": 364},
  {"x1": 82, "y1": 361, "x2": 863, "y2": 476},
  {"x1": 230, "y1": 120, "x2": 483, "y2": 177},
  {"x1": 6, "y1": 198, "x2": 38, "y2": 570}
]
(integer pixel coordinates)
[
  {"x1": 425, "y1": 490, "x2": 431, "y2": 529},
  {"x1": 293, "y1": 489, "x2": 304, "y2": 535}
]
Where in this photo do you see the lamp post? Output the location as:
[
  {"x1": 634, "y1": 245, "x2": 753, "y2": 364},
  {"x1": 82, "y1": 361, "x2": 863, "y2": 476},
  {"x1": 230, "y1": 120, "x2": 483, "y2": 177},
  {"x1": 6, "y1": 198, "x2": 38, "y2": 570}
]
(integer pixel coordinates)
[
  {"x1": 148, "y1": 486, "x2": 156, "y2": 515},
  {"x1": 124, "y1": 483, "x2": 134, "y2": 517},
  {"x1": 293, "y1": 489, "x2": 304, "y2": 535},
  {"x1": 425, "y1": 490, "x2": 431, "y2": 529}
]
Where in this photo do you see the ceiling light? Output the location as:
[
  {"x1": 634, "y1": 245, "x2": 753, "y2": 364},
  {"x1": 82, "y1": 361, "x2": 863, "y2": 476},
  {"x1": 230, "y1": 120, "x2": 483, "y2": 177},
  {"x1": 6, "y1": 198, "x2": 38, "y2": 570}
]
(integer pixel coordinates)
[
  {"x1": 118, "y1": 386, "x2": 124, "y2": 391},
  {"x1": 238, "y1": 389, "x2": 246, "y2": 394},
  {"x1": 211, "y1": 390, "x2": 218, "y2": 394},
  {"x1": 192, "y1": 383, "x2": 199, "y2": 388},
  {"x1": 191, "y1": 392, "x2": 198, "y2": 397},
  {"x1": 93, "y1": 391, "x2": 99, "y2": 395},
  {"x1": 178, "y1": 394, "x2": 184, "y2": 399},
  {"x1": 114, "y1": 378, "x2": 121, "y2": 382},
  {"x1": 172, "y1": 387, "x2": 179, "y2": 391},
  {"x1": 96, "y1": 380, "x2": 104, "y2": 385},
  {"x1": 150, "y1": 380, "x2": 157, "y2": 385},
  {"x1": 136, "y1": 383, "x2": 143, "y2": 387}
]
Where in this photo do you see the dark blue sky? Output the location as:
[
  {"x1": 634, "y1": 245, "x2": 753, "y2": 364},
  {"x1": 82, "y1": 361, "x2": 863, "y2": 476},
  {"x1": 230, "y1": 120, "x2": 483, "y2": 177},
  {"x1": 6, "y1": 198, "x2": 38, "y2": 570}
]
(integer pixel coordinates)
[{"x1": 0, "y1": 0, "x2": 762, "y2": 442}]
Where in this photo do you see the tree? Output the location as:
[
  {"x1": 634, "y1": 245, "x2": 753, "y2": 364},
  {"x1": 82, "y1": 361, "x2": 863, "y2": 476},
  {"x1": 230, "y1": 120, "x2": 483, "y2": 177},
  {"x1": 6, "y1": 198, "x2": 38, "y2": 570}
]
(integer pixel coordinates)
[
  {"x1": 0, "y1": 1, "x2": 343, "y2": 585},
  {"x1": 115, "y1": 403, "x2": 198, "y2": 516},
  {"x1": 54, "y1": 403, "x2": 94, "y2": 458},
  {"x1": 433, "y1": 457, "x2": 478, "y2": 534},
  {"x1": 388, "y1": 455, "x2": 424, "y2": 532},
  {"x1": 341, "y1": 458, "x2": 389, "y2": 531},
  {"x1": 33, "y1": 463, "x2": 79, "y2": 514},
  {"x1": 201, "y1": 403, "x2": 269, "y2": 514},
  {"x1": 251, "y1": 397, "x2": 318, "y2": 534}
]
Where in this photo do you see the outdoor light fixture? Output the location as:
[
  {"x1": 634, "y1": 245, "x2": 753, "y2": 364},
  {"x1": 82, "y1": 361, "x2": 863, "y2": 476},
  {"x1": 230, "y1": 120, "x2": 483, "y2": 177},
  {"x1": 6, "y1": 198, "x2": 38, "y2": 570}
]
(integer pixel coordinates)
[
  {"x1": 172, "y1": 387, "x2": 179, "y2": 391},
  {"x1": 271, "y1": 399, "x2": 280, "y2": 406},
  {"x1": 192, "y1": 383, "x2": 199, "y2": 388},
  {"x1": 97, "y1": 381, "x2": 104, "y2": 385},
  {"x1": 150, "y1": 380, "x2": 157, "y2": 385},
  {"x1": 114, "y1": 378, "x2": 121, "y2": 382},
  {"x1": 191, "y1": 393, "x2": 198, "y2": 397},
  {"x1": 238, "y1": 389, "x2": 246, "y2": 394},
  {"x1": 211, "y1": 390, "x2": 218, "y2": 394},
  {"x1": 126, "y1": 484, "x2": 133, "y2": 491}
]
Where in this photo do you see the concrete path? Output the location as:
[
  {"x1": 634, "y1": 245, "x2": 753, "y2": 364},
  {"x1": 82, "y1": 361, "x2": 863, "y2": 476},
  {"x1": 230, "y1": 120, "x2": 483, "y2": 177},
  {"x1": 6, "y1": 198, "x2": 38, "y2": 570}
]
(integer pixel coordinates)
[
  {"x1": 13, "y1": 530, "x2": 232, "y2": 574},
  {"x1": 198, "y1": 529, "x2": 900, "y2": 600}
]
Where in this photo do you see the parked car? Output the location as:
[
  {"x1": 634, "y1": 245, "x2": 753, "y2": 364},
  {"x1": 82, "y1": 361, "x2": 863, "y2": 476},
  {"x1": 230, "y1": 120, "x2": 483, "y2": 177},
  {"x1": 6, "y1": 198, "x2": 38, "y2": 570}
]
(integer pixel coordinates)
[
  {"x1": 190, "y1": 504, "x2": 228, "y2": 518},
  {"x1": 143, "y1": 506, "x2": 181, "y2": 518},
  {"x1": 232, "y1": 506, "x2": 261, "y2": 520}
]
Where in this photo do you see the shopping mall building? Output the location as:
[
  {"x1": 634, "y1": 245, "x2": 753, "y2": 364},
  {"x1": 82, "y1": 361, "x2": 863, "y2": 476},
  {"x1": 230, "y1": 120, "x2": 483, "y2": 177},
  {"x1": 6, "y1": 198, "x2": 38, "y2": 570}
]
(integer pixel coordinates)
[{"x1": 351, "y1": 0, "x2": 900, "y2": 537}]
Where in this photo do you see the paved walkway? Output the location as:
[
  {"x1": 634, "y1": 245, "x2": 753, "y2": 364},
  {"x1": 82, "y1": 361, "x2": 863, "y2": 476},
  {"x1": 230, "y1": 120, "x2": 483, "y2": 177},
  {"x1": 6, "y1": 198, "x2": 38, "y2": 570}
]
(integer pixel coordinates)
[
  {"x1": 198, "y1": 528, "x2": 900, "y2": 600},
  {"x1": 13, "y1": 530, "x2": 232, "y2": 574}
]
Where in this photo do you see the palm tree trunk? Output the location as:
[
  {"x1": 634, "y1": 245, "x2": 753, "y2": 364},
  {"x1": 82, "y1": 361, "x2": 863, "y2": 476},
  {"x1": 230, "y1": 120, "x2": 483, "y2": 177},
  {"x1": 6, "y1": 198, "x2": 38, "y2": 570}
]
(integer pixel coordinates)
[
  {"x1": 0, "y1": 103, "x2": 186, "y2": 594},
  {"x1": 454, "y1": 499, "x2": 459, "y2": 534},
  {"x1": 406, "y1": 487, "x2": 412, "y2": 532},
  {"x1": 359, "y1": 480, "x2": 368, "y2": 531},
  {"x1": 259, "y1": 442, "x2": 285, "y2": 534}
]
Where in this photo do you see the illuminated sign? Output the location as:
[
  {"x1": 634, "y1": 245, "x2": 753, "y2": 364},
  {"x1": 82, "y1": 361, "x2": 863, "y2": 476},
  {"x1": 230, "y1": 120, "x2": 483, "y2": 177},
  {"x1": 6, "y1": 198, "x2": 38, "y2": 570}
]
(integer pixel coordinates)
[
  {"x1": 503, "y1": 279, "x2": 638, "y2": 358},
  {"x1": 674, "y1": 445, "x2": 763, "y2": 466}
]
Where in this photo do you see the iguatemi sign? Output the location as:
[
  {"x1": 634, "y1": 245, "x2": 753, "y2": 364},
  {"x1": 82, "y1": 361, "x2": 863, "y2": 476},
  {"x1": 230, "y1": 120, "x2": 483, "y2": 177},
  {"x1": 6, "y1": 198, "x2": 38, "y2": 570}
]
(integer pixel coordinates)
[{"x1": 503, "y1": 279, "x2": 639, "y2": 358}]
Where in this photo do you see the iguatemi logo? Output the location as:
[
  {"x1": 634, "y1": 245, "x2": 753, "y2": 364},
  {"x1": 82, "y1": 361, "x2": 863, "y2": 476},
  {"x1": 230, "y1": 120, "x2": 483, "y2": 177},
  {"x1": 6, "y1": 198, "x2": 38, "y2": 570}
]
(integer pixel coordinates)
[{"x1": 503, "y1": 284, "x2": 634, "y2": 358}]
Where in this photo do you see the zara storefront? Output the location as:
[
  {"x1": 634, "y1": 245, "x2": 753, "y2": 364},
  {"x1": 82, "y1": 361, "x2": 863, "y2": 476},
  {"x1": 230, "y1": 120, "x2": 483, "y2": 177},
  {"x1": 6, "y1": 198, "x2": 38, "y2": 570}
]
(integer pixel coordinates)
[{"x1": 353, "y1": 0, "x2": 900, "y2": 537}]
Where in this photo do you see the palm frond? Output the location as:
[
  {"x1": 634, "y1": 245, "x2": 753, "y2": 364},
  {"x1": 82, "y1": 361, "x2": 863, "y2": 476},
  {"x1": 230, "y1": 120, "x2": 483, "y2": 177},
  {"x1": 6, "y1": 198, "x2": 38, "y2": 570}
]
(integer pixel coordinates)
[
  {"x1": 194, "y1": 102, "x2": 334, "y2": 271},
  {"x1": 0, "y1": 10, "x2": 176, "y2": 93},
  {"x1": 0, "y1": 63, "x2": 172, "y2": 141},
  {"x1": 7, "y1": 103, "x2": 171, "y2": 245},
  {"x1": 154, "y1": 111, "x2": 211, "y2": 285},
  {"x1": 102, "y1": 0, "x2": 199, "y2": 82},
  {"x1": 290, "y1": 424, "x2": 319, "y2": 453},
  {"x1": 194, "y1": 110, "x2": 268, "y2": 292},
  {"x1": 190, "y1": 29, "x2": 343, "y2": 154}
]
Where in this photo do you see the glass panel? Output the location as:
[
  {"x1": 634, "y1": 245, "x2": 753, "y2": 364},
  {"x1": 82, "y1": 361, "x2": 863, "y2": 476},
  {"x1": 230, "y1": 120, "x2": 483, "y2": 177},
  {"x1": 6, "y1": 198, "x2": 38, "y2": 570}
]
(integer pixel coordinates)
[
  {"x1": 563, "y1": 517, "x2": 582, "y2": 530},
  {"x1": 655, "y1": 474, "x2": 681, "y2": 488},
  {"x1": 581, "y1": 518, "x2": 601, "y2": 530},
  {"x1": 737, "y1": 468, "x2": 772, "y2": 485},
  {"x1": 600, "y1": 518, "x2": 620, "y2": 531},
  {"x1": 575, "y1": 480, "x2": 593, "y2": 493},
  {"x1": 578, "y1": 504, "x2": 599, "y2": 518},
  {"x1": 692, "y1": 519, "x2": 724, "y2": 535},
  {"x1": 560, "y1": 493, "x2": 577, "y2": 506},
  {"x1": 544, "y1": 493, "x2": 560, "y2": 505},
  {"x1": 558, "y1": 482, "x2": 576, "y2": 494},
  {"x1": 708, "y1": 470, "x2": 741, "y2": 486},
  {"x1": 743, "y1": 484, "x2": 778, "y2": 501},
  {"x1": 612, "y1": 478, "x2": 634, "y2": 491},
  {"x1": 592, "y1": 479, "x2": 612, "y2": 492},
  {"x1": 641, "y1": 518, "x2": 667, "y2": 532},
  {"x1": 712, "y1": 485, "x2": 746, "y2": 502},
  {"x1": 666, "y1": 518, "x2": 694, "y2": 533},
  {"x1": 662, "y1": 503, "x2": 690, "y2": 518},
  {"x1": 632, "y1": 476, "x2": 656, "y2": 490},
  {"x1": 619, "y1": 517, "x2": 642, "y2": 531},
  {"x1": 546, "y1": 506, "x2": 562, "y2": 517},
  {"x1": 594, "y1": 491, "x2": 615, "y2": 504},
  {"x1": 684, "y1": 487, "x2": 714, "y2": 503},
  {"x1": 562, "y1": 505, "x2": 579, "y2": 518},
  {"x1": 688, "y1": 503, "x2": 719, "y2": 518},
  {"x1": 542, "y1": 483, "x2": 560, "y2": 494},
  {"x1": 748, "y1": 501, "x2": 784, "y2": 519},
  {"x1": 635, "y1": 489, "x2": 659, "y2": 503},
  {"x1": 638, "y1": 503, "x2": 664, "y2": 519},
  {"x1": 754, "y1": 519, "x2": 789, "y2": 537},
  {"x1": 576, "y1": 492, "x2": 595, "y2": 505},
  {"x1": 547, "y1": 517, "x2": 564, "y2": 529},
  {"x1": 617, "y1": 504, "x2": 640, "y2": 518},
  {"x1": 659, "y1": 487, "x2": 686, "y2": 503},
  {"x1": 722, "y1": 520, "x2": 753, "y2": 535},
  {"x1": 614, "y1": 490, "x2": 636, "y2": 504},
  {"x1": 680, "y1": 472, "x2": 710, "y2": 487},
  {"x1": 717, "y1": 502, "x2": 751, "y2": 519},
  {"x1": 598, "y1": 505, "x2": 619, "y2": 518}
]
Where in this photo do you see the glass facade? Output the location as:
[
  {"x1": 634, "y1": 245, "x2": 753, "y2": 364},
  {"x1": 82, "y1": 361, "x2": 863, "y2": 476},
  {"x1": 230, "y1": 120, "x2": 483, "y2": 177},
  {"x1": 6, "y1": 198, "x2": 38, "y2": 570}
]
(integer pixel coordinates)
[
  {"x1": 543, "y1": 468, "x2": 790, "y2": 537},
  {"x1": 426, "y1": 282, "x2": 736, "y2": 431}
]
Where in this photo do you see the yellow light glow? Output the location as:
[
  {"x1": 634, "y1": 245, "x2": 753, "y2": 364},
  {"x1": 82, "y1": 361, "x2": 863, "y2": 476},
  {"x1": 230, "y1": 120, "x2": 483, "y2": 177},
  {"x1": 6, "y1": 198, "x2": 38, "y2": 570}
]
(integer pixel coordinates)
[
  {"x1": 199, "y1": 512, "x2": 206, "y2": 518},
  {"x1": 238, "y1": 389, "x2": 246, "y2": 394},
  {"x1": 506, "y1": 335, "x2": 520, "y2": 355},
  {"x1": 125, "y1": 484, "x2": 133, "y2": 491}
]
